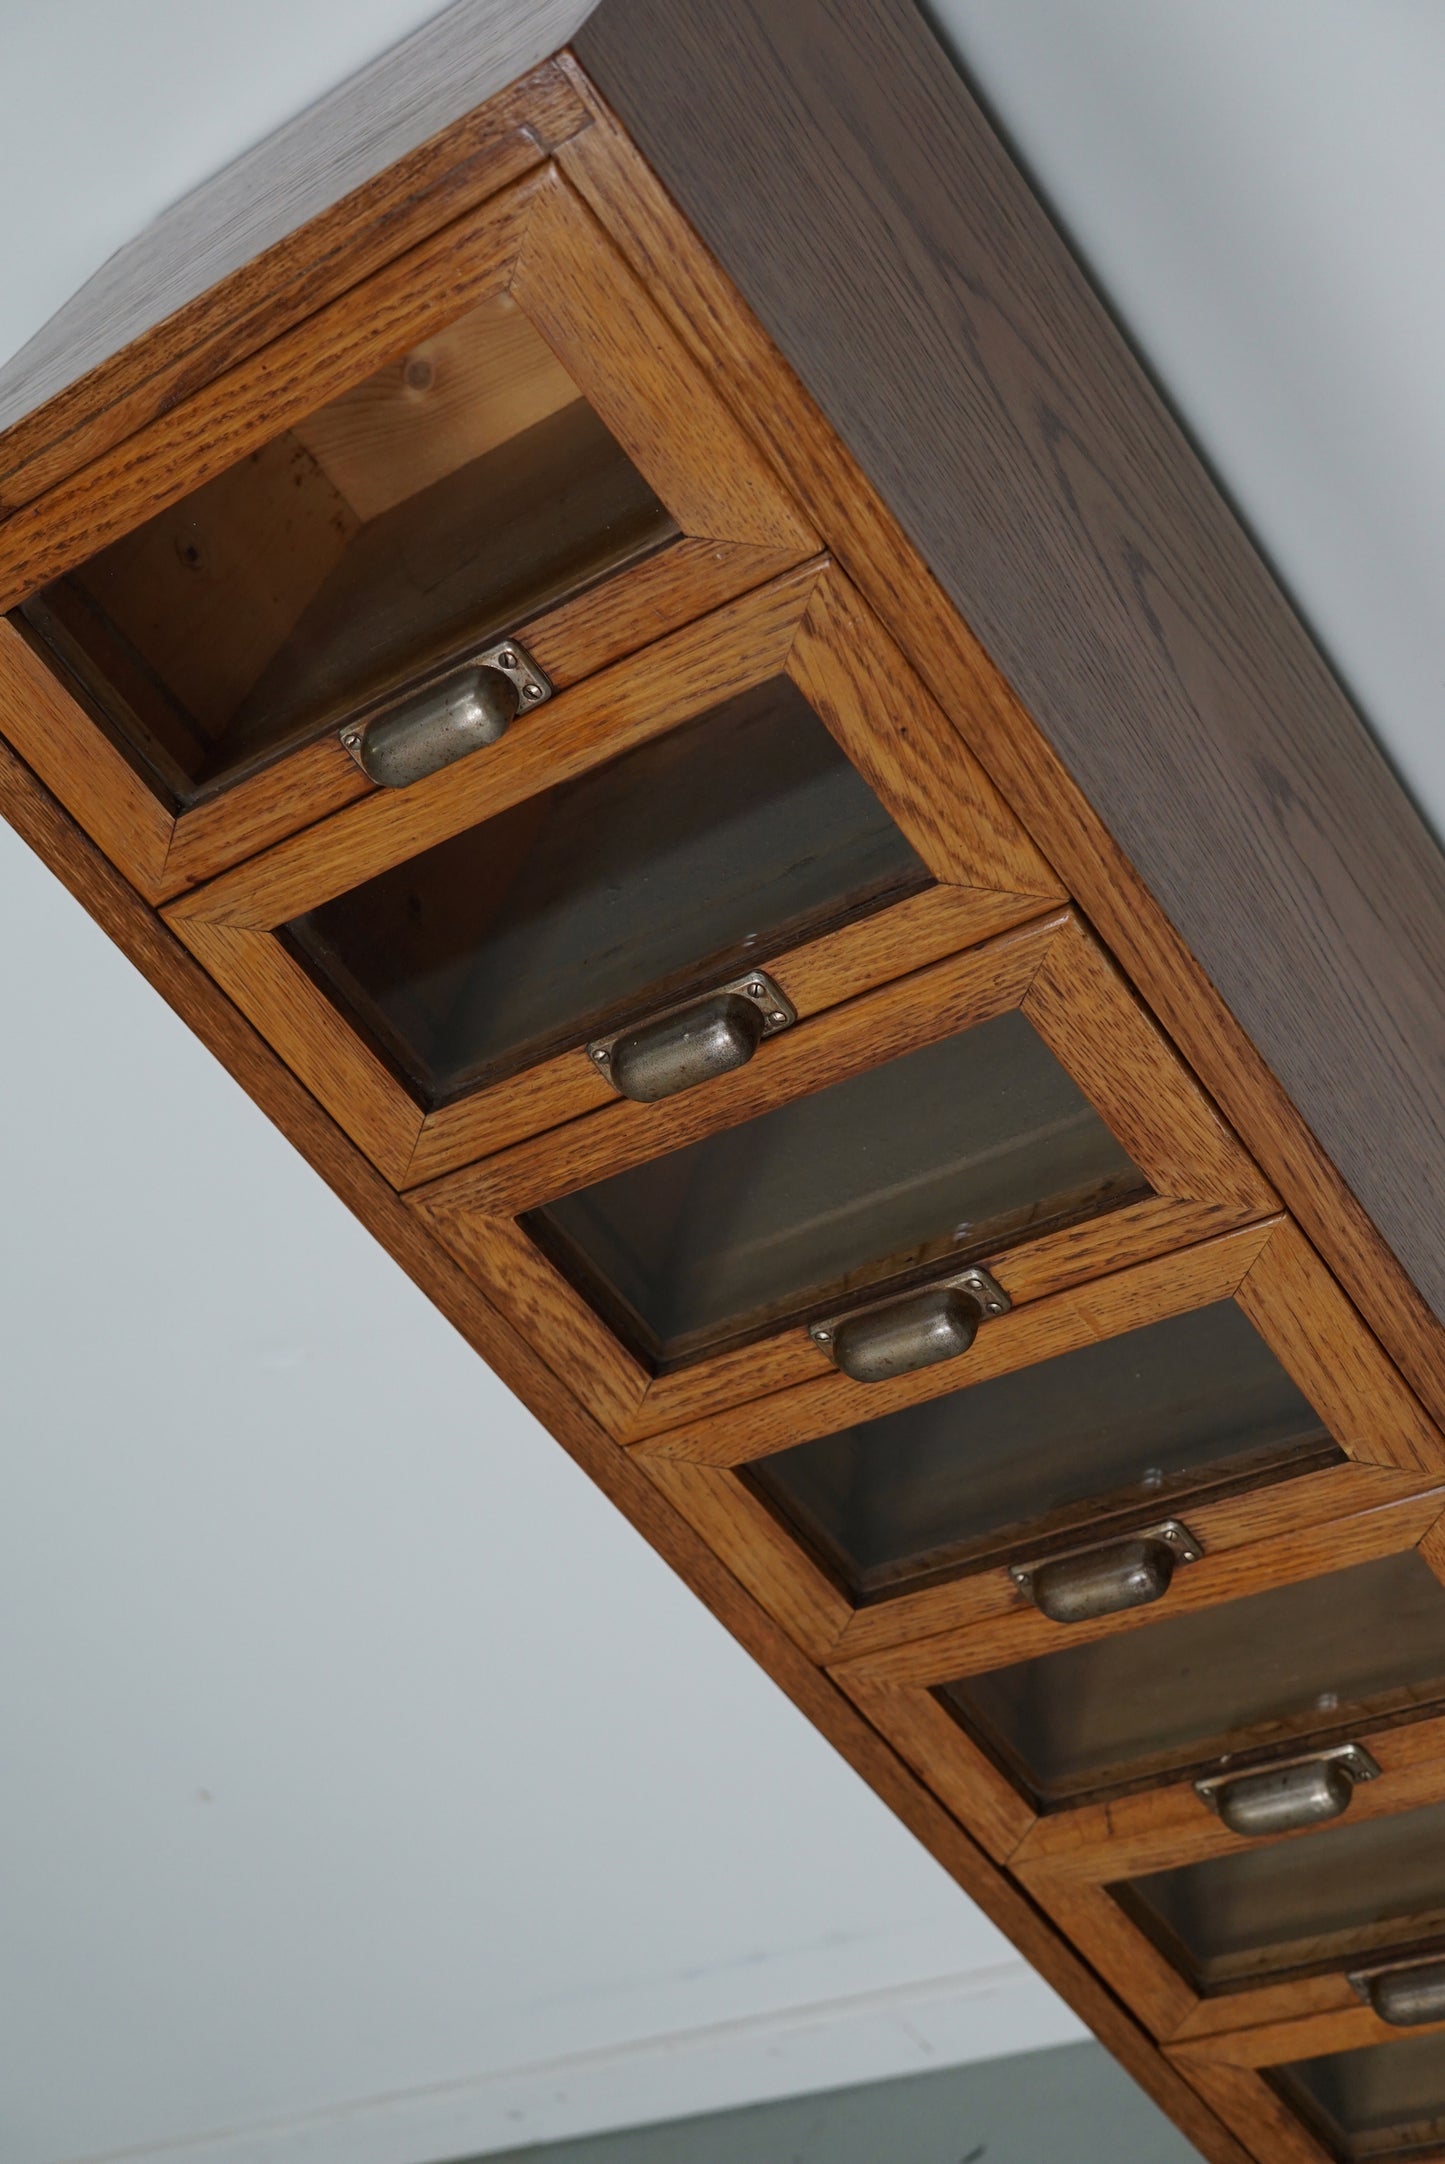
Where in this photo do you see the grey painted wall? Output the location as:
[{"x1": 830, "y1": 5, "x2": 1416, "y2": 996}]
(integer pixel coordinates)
[{"x1": 477, "y1": 2041, "x2": 1202, "y2": 2162}]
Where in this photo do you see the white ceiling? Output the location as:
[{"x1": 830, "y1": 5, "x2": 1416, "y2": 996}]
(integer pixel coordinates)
[
  {"x1": 929, "y1": 0, "x2": 1445, "y2": 851},
  {"x1": 1, "y1": 4, "x2": 1443, "y2": 2162}
]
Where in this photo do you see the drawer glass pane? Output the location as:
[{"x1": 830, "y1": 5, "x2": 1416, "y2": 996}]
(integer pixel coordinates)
[
  {"x1": 746, "y1": 1299, "x2": 1335, "y2": 1599},
  {"x1": 1119, "y1": 1795, "x2": 1445, "y2": 1994},
  {"x1": 18, "y1": 296, "x2": 677, "y2": 803},
  {"x1": 1274, "y1": 2032, "x2": 1445, "y2": 2159},
  {"x1": 942, "y1": 1549, "x2": 1445, "y2": 1808},
  {"x1": 526, "y1": 1009, "x2": 1147, "y2": 1368},
  {"x1": 283, "y1": 679, "x2": 929, "y2": 1103}
]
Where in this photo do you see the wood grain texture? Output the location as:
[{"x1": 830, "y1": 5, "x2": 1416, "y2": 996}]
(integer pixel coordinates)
[
  {"x1": 841, "y1": 1665, "x2": 1034, "y2": 1864},
  {"x1": 416, "y1": 1206, "x2": 649, "y2": 1434},
  {"x1": 506, "y1": 912, "x2": 1281, "y2": 1441},
  {"x1": 428, "y1": 907, "x2": 1274, "y2": 1285},
  {"x1": 1169, "y1": 2057, "x2": 1330, "y2": 2164},
  {"x1": 289, "y1": 292, "x2": 577, "y2": 518},
  {"x1": 166, "y1": 557, "x2": 1068, "y2": 1190},
  {"x1": 425, "y1": 912, "x2": 1059, "y2": 1217},
  {"x1": 0, "y1": 0, "x2": 597, "y2": 495},
  {"x1": 1238, "y1": 1221, "x2": 1445, "y2": 1477},
  {"x1": 1025, "y1": 1764, "x2": 1445, "y2": 2047},
  {"x1": 0, "y1": 179, "x2": 539, "y2": 608},
  {"x1": 1015, "y1": 1693, "x2": 1445, "y2": 1884},
  {"x1": 788, "y1": 569, "x2": 1059, "y2": 898},
  {"x1": 639, "y1": 1455, "x2": 853, "y2": 1663},
  {"x1": 836, "y1": 1489, "x2": 1445, "y2": 1698},
  {"x1": 513, "y1": 167, "x2": 816, "y2": 553},
  {"x1": 1180, "y1": 2003, "x2": 1445, "y2": 2067},
  {"x1": 2, "y1": 42, "x2": 1410, "y2": 2155},
  {"x1": 1176, "y1": 1967, "x2": 1418, "y2": 2045},
  {"x1": 157, "y1": 535, "x2": 808, "y2": 897},
  {"x1": 1036, "y1": 1875, "x2": 1201, "y2": 2045},
  {"x1": 1023, "y1": 922, "x2": 1274, "y2": 1222},
  {"x1": 553, "y1": 52, "x2": 1445, "y2": 1445},
  {"x1": 632, "y1": 1219, "x2": 1279, "y2": 1462},
  {"x1": 168, "y1": 565, "x2": 821, "y2": 929},
  {"x1": 624, "y1": 1211, "x2": 1273, "y2": 1446},
  {"x1": 162, "y1": 738, "x2": 375, "y2": 896},
  {"x1": 403, "y1": 882, "x2": 1032, "y2": 1187},
  {"x1": 830, "y1": 1463, "x2": 1425, "y2": 1665},
  {"x1": 4, "y1": 148, "x2": 819, "y2": 902},
  {"x1": 0, "y1": 732, "x2": 1249, "y2": 2164},
  {"x1": 0, "y1": 618, "x2": 173, "y2": 901},
  {"x1": 574, "y1": 0, "x2": 1445, "y2": 1398},
  {"x1": 172, "y1": 918, "x2": 424, "y2": 1187}
]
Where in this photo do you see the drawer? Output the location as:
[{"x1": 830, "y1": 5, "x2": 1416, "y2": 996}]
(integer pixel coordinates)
[
  {"x1": 952, "y1": 1543, "x2": 1445, "y2": 1816},
  {"x1": 644, "y1": 1216, "x2": 1438, "y2": 1663},
  {"x1": 415, "y1": 907, "x2": 1278, "y2": 1437},
  {"x1": 165, "y1": 561, "x2": 1062, "y2": 1185},
  {"x1": 0, "y1": 165, "x2": 817, "y2": 897},
  {"x1": 1173, "y1": 2017, "x2": 1445, "y2": 2164},
  {"x1": 1128, "y1": 1794, "x2": 1445, "y2": 2003},
  {"x1": 1007, "y1": 1548, "x2": 1445, "y2": 2041},
  {"x1": 1275, "y1": 2032, "x2": 1445, "y2": 2160}
]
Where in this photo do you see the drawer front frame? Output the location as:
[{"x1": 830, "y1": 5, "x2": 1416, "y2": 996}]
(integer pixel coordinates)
[{"x1": 0, "y1": 161, "x2": 819, "y2": 898}]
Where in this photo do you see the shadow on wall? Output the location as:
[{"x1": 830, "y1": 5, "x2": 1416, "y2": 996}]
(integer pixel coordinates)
[{"x1": 474, "y1": 2039, "x2": 1201, "y2": 2163}]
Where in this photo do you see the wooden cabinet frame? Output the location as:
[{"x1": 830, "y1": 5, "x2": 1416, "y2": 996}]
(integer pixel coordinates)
[
  {"x1": 625, "y1": 1218, "x2": 1445, "y2": 1666},
  {"x1": 840, "y1": 1487, "x2": 1445, "y2": 1871},
  {"x1": 0, "y1": 160, "x2": 816, "y2": 904},
  {"x1": 412, "y1": 904, "x2": 1277, "y2": 1439},
  {"x1": 1170, "y1": 2011, "x2": 1445, "y2": 2164},
  {"x1": 1009, "y1": 1531, "x2": 1445, "y2": 2044},
  {"x1": 161, "y1": 559, "x2": 1062, "y2": 1186},
  {"x1": 8, "y1": 28, "x2": 1445, "y2": 2162}
]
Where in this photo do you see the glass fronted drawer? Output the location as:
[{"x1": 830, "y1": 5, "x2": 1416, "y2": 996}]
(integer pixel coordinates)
[
  {"x1": 165, "y1": 564, "x2": 1064, "y2": 1185},
  {"x1": 404, "y1": 913, "x2": 1271, "y2": 1436},
  {"x1": 529, "y1": 999, "x2": 1144, "y2": 1370},
  {"x1": 1273, "y1": 2033, "x2": 1445, "y2": 2161},
  {"x1": 747, "y1": 1292, "x2": 1337, "y2": 1602},
  {"x1": 413, "y1": 908, "x2": 1278, "y2": 1436},
  {"x1": 1120, "y1": 1794, "x2": 1445, "y2": 1997},
  {"x1": 20, "y1": 291, "x2": 677, "y2": 805},
  {"x1": 944, "y1": 1547, "x2": 1445, "y2": 1812},
  {"x1": 5, "y1": 169, "x2": 817, "y2": 894},
  {"x1": 282, "y1": 671, "x2": 929, "y2": 1108},
  {"x1": 634, "y1": 1216, "x2": 1441, "y2": 1678}
]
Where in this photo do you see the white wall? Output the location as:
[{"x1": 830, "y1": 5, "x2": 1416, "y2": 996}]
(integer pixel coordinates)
[
  {"x1": 0, "y1": 801, "x2": 1077, "y2": 2164},
  {"x1": 928, "y1": 0, "x2": 1445, "y2": 851},
  {"x1": 0, "y1": 9, "x2": 1083, "y2": 2161}
]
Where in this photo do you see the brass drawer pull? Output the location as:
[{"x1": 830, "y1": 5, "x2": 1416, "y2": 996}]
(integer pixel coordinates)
[
  {"x1": 1010, "y1": 1521, "x2": 1202, "y2": 1624},
  {"x1": 341, "y1": 639, "x2": 550, "y2": 788},
  {"x1": 589, "y1": 973, "x2": 795, "y2": 1104},
  {"x1": 1196, "y1": 1743, "x2": 1380, "y2": 1837},
  {"x1": 810, "y1": 1266, "x2": 1010, "y2": 1385},
  {"x1": 1350, "y1": 1957, "x2": 1445, "y2": 2028}
]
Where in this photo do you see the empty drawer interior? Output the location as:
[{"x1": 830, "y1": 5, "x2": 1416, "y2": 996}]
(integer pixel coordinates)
[
  {"x1": 1273, "y1": 2030, "x2": 1445, "y2": 2160},
  {"x1": 525, "y1": 1007, "x2": 1149, "y2": 1368},
  {"x1": 282, "y1": 677, "x2": 930, "y2": 1104},
  {"x1": 18, "y1": 295, "x2": 676, "y2": 803},
  {"x1": 1117, "y1": 1794, "x2": 1445, "y2": 1995},
  {"x1": 943, "y1": 1549, "x2": 1445, "y2": 1809},
  {"x1": 746, "y1": 1298, "x2": 1338, "y2": 1600}
]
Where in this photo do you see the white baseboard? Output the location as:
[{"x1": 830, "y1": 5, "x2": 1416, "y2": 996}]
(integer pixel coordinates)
[{"x1": 79, "y1": 1962, "x2": 1084, "y2": 2164}]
